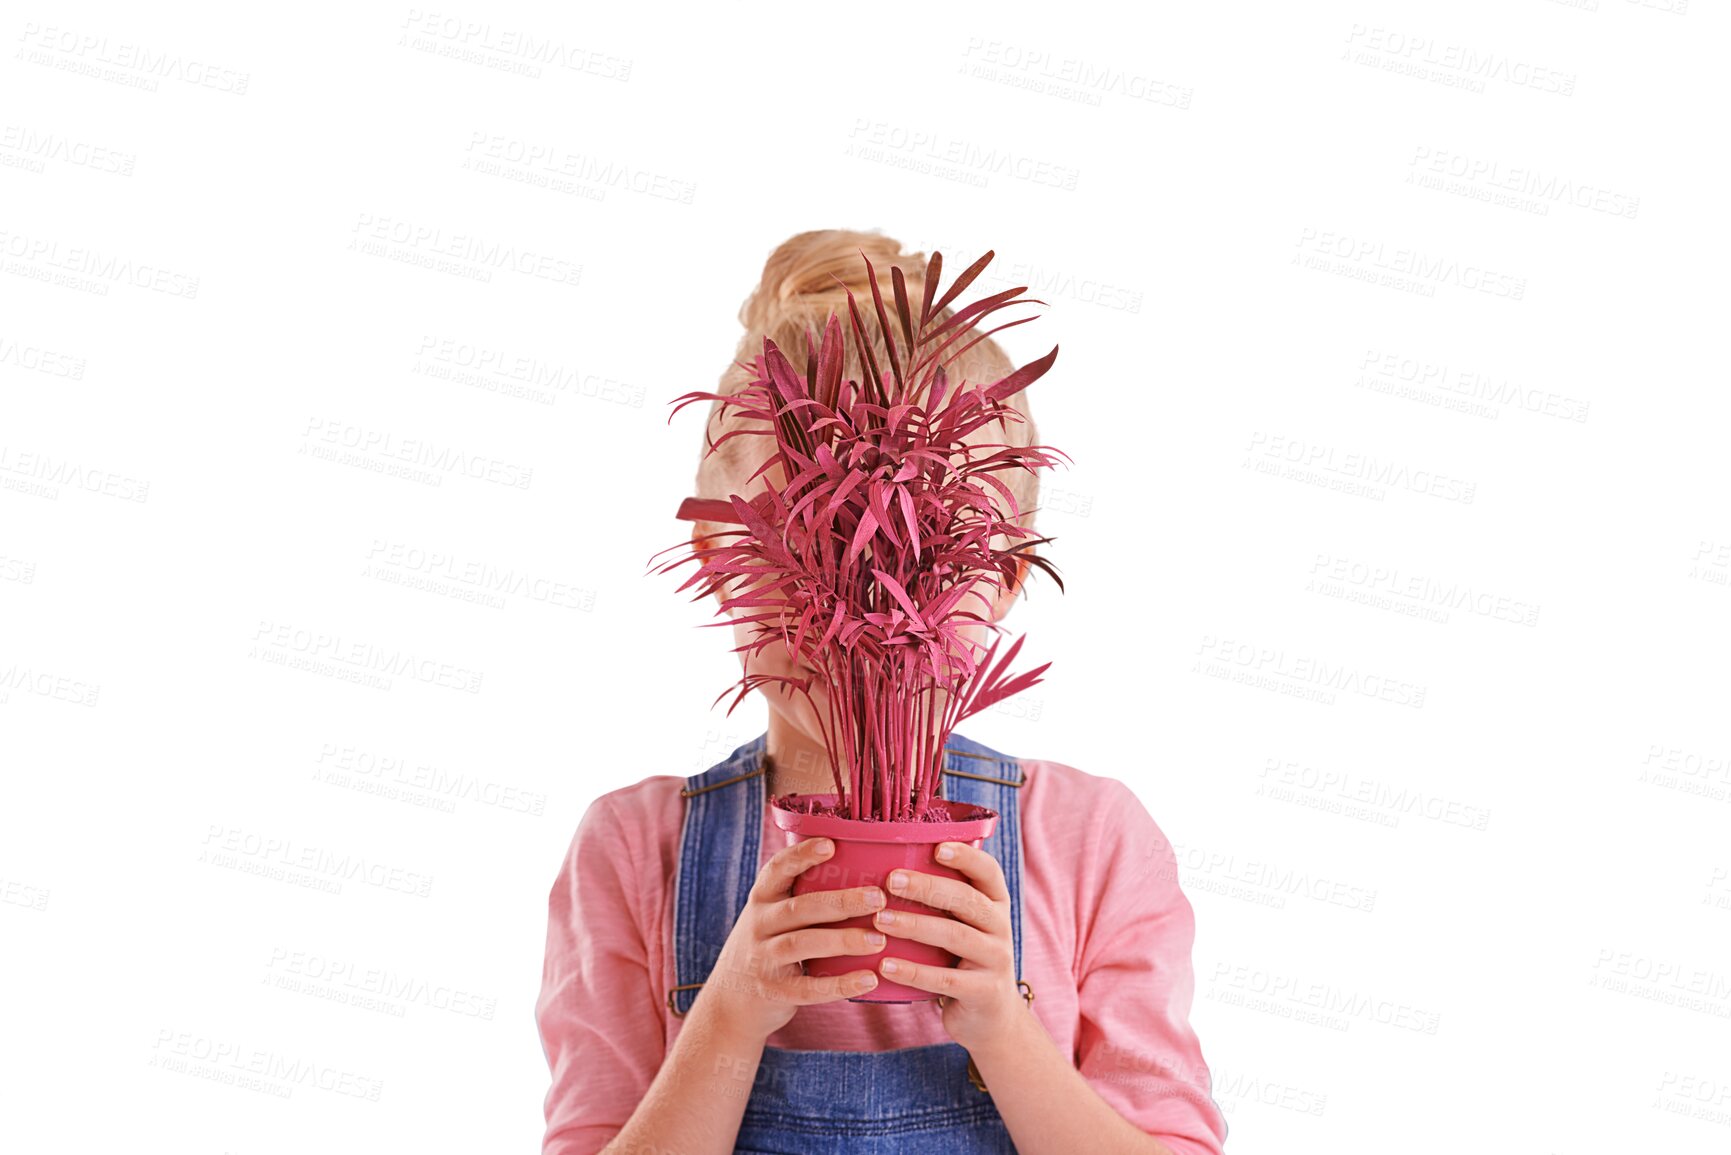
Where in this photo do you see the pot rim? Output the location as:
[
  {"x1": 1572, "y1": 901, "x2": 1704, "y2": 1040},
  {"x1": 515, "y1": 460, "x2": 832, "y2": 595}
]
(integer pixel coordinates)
[{"x1": 770, "y1": 791, "x2": 998, "y2": 843}]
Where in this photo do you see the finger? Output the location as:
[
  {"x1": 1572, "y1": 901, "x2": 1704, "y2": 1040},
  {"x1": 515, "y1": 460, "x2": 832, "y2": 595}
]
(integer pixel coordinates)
[
  {"x1": 876, "y1": 956, "x2": 994, "y2": 1000},
  {"x1": 872, "y1": 906, "x2": 1006, "y2": 967},
  {"x1": 788, "y1": 968, "x2": 880, "y2": 1005},
  {"x1": 884, "y1": 867, "x2": 1005, "y2": 933},
  {"x1": 749, "y1": 837, "x2": 836, "y2": 903},
  {"x1": 766, "y1": 884, "x2": 887, "y2": 935},
  {"x1": 932, "y1": 841, "x2": 1010, "y2": 904},
  {"x1": 765, "y1": 924, "x2": 887, "y2": 965}
]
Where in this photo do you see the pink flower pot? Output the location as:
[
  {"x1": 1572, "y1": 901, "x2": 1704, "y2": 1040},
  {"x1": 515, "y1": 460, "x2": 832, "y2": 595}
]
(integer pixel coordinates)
[{"x1": 769, "y1": 792, "x2": 998, "y2": 1003}]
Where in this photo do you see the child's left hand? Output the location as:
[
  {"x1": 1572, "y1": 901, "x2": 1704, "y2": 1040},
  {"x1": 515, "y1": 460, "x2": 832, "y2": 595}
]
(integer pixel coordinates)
[{"x1": 872, "y1": 841, "x2": 1030, "y2": 1052}]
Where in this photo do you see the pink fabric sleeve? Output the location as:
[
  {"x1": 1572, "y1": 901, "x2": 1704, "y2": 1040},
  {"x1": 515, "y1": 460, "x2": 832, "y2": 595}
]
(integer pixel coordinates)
[
  {"x1": 1073, "y1": 778, "x2": 1229, "y2": 1155},
  {"x1": 535, "y1": 791, "x2": 666, "y2": 1155}
]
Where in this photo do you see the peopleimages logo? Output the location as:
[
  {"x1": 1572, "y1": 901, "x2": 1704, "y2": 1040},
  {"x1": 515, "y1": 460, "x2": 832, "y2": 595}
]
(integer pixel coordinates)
[
  {"x1": 1258, "y1": 758, "x2": 1493, "y2": 831},
  {"x1": 0, "y1": 663, "x2": 101, "y2": 707},
  {"x1": 1294, "y1": 228, "x2": 1526, "y2": 300},
  {"x1": 1194, "y1": 633, "x2": 1428, "y2": 709},
  {"x1": 0, "y1": 444, "x2": 150, "y2": 501},
  {"x1": 1342, "y1": 25, "x2": 1577, "y2": 96},
  {"x1": 1210, "y1": 963, "x2": 1443, "y2": 1034},
  {"x1": 1408, "y1": 146, "x2": 1639, "y2": 220},
  {"x1": 1357, "y1": 348, "x2": 1591, "y2": 424},
  {"x1": 250, "y1": 620, "x2": 485, "y2": 694},
  {"x1": 150, "y1": 1029, "x2": 383, "y2": 1100},
  {"x1": 1246, "y1": 432, "x2": 1477, "y2": 504},
  {"x1": 302, "y1": 417, "x2": 534, "y2": 490},
  {"x1": 265, "y1": 947, "x2": 498, "y2": 1020},
  {"x1": 201, "y1": 824, "x2": 435, "y2": 897},
  {"x1": 15, "y1": 23, "x2": 252, "y2": 94}
]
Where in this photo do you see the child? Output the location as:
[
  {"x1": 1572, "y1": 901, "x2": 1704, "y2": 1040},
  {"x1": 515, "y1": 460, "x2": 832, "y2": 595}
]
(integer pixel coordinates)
[{"x1": 536, "y1": 230, "x2": 1228, "y2": 1155}]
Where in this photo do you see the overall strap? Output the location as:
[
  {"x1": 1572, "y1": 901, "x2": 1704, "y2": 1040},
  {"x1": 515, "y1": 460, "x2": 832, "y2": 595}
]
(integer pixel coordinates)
[
  {"x1": 668, "y1": 734, "x2": 767, "y2": 1017},
  {"x1": 667, "y1": 731, "x2": 1029, "y2": 1018},
  {"x1": 936, "y1": 732, "x2": 1028, "y2": 988}
]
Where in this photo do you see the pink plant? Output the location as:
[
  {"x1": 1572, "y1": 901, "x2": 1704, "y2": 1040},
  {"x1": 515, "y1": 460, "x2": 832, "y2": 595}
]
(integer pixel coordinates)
[{"x1": 650, "y1": 248, "x2": 1069, "y2": 822}]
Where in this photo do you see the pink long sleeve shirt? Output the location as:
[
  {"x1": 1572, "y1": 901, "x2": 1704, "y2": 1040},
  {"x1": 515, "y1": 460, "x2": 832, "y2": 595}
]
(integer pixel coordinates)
[{"x1": 536, "y1": 753, "x2": 1229, "y2": 1155}]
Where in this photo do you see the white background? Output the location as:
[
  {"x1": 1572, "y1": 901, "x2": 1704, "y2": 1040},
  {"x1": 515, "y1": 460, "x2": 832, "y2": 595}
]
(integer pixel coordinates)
[{"x1": 3, "y1": 1, "x2": 1728, "y2": 1152}]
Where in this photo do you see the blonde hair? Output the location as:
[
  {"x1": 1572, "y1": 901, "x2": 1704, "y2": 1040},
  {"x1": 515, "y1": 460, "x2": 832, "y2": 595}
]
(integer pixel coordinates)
[{"x1": 692, "y1": 229, "x2": 1043, "y2": 548}]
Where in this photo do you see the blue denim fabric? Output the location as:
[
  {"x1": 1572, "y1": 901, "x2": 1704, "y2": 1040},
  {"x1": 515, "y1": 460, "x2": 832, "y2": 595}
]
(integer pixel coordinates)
[{"x1": 671, "y1": 731, "x2": 1028, "y2": 1154}]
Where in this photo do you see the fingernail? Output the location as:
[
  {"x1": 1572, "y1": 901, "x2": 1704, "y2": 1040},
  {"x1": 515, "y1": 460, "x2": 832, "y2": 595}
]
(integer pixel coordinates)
[
  {"x1": 888, "y1": 871, "x2": 908, "y2": 891},
  {"x1": 865, "y1": 889, "x2": 885, "y2": 908},
  {"x1": 857, "y1": 973, "x2": 878, "y2": 990},
  {"x1": 865, "y1": 932, "x2": 886, "y2": 947},
  {"x1": 875, "y1": 910, "x2": 897, "y2": 926},
  {"x1": 813, "y1": 839, "x2": 833, "y2": 855},
  {"x1": 881, "y1": 958, "x2": 901, "y2": 974},
  {"x1": 936, "y1": 844, "x2": 956, "y2": 862}
]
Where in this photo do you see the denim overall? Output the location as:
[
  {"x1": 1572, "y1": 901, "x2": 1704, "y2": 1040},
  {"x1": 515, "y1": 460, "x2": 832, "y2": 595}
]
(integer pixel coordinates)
[{"x1": 668, "y1": 732, "x2": 1029, "y2": 1154}]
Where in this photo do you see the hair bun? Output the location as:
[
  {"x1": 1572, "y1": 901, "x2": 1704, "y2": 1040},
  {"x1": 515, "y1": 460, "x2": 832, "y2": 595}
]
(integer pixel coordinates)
[
  {"x1": 740, "y1": 229, "x2": 929, "y2": 334},
  {"x1": 700, "y1": 227, "x2": 1039, "y2": 534}
]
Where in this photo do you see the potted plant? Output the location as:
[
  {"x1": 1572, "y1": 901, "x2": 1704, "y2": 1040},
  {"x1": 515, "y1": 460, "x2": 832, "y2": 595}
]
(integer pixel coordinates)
[{"x1": 652, "y1": 247, "x2": 1067, "y2": 1001}]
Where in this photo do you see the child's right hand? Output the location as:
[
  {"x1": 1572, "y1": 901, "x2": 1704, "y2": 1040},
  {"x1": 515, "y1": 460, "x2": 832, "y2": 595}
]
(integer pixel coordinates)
[{"x1": 701, "y1": 836, "x2": 887, "y2": 1042}]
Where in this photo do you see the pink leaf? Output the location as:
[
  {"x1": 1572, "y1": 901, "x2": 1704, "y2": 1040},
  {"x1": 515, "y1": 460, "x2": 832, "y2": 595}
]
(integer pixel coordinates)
[
  {"x1": 870, "y1": 568, "x2": 925, "y2": 626},
  {"x1": 846, "y1": 507, "x2": 879, "y2": 567},
  {"x1": 897, "y1": 487, "x2": 921, "y2": 558}
]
